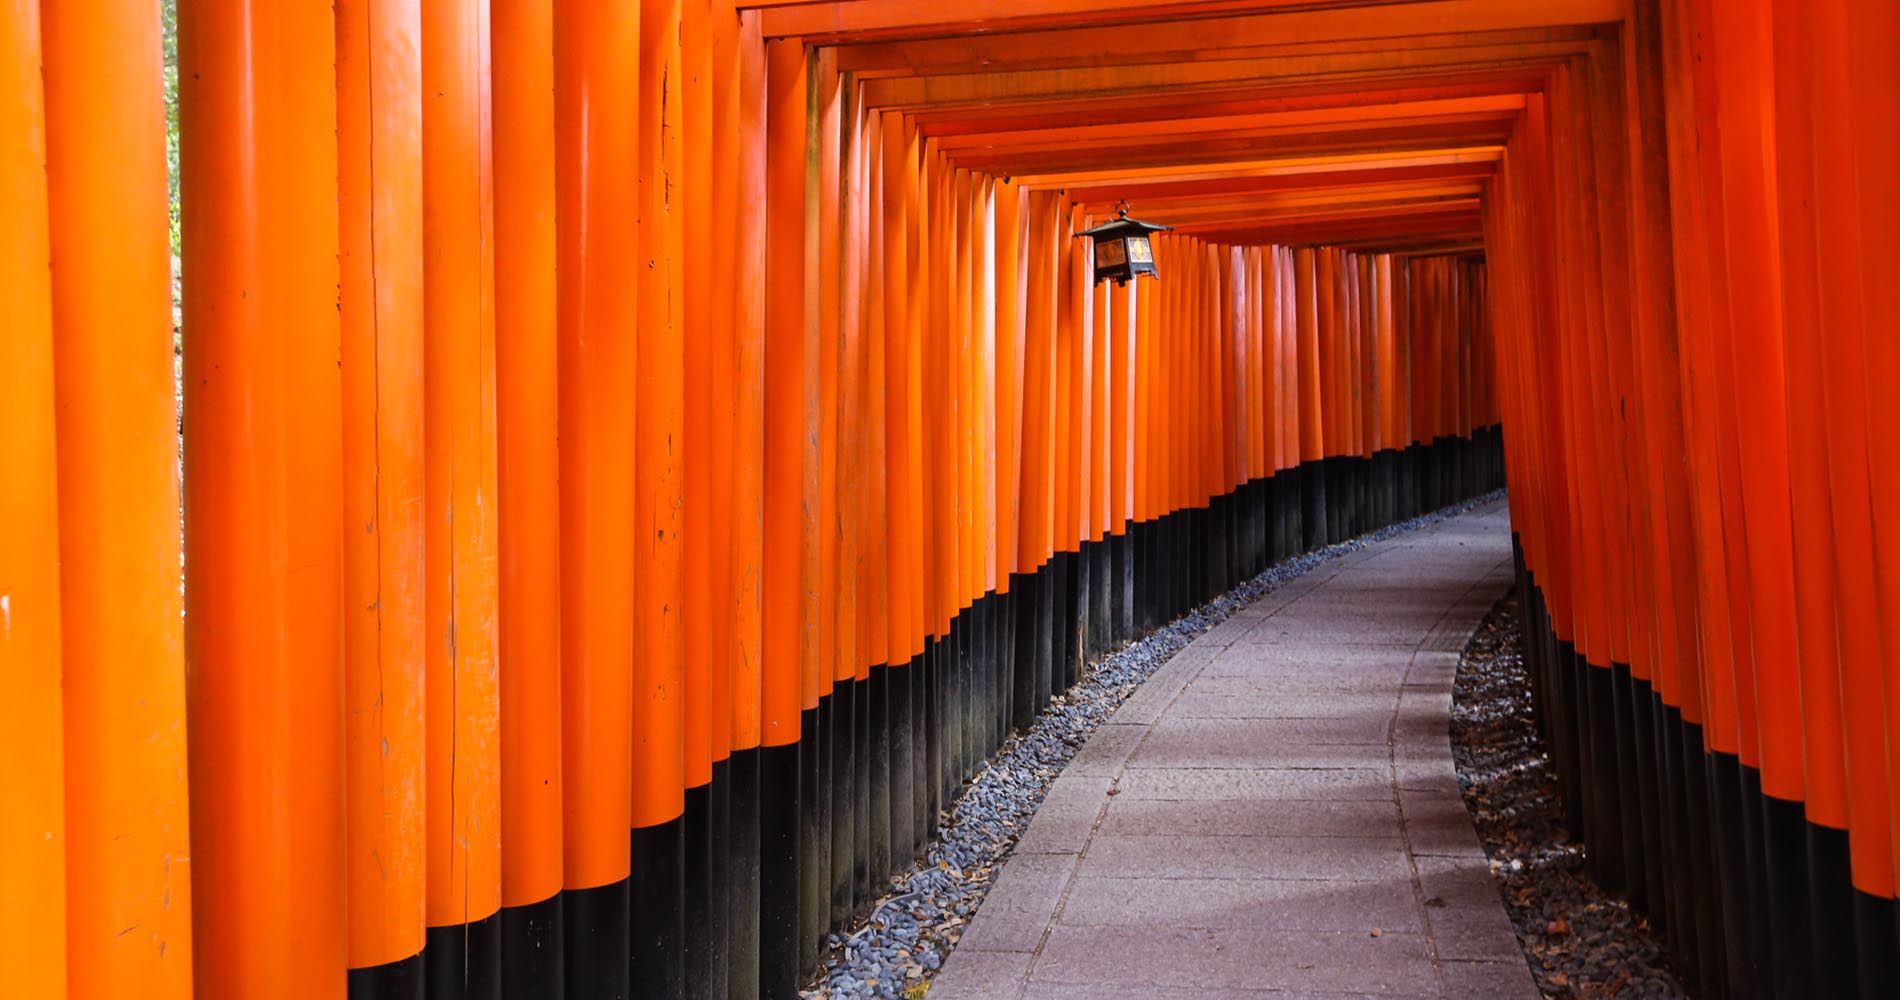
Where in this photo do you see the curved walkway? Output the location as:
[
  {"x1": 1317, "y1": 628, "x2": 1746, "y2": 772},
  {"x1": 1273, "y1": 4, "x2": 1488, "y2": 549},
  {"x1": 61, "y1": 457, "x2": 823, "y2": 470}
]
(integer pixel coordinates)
[{"x1": 930, "y1": 500, "x2": 1531, "y2": 1000}]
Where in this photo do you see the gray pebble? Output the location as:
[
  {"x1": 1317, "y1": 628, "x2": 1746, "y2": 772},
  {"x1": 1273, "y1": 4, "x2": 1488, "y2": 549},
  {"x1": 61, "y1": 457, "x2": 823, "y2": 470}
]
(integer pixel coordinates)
[{"x1": 1451, "y1": 588, "x2": 1689, "y2": 998}]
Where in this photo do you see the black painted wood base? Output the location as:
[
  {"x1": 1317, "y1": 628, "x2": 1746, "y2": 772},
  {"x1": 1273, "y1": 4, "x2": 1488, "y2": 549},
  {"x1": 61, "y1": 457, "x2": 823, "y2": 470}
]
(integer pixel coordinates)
[
  {"x1": 426, "y1": 910, "x2": 501, "y2": 1000},
  {"x1": 502, "y1": 892, "x2": 563, "y2": 999},
  {"x1": 348, "y1": 950, "x2": 425, "y2": 1000},
  {"x1": 563, "y1": 879, "x2": 629, "y2": 999},
  {"x1": 629, "y1": 817, "x2": 685, "y2": 1000},
  {"x1": 685, "y1": 771, "x2": 730, "y2": 1000},
  {"x1": 339, "y1": 430, "x2": 1505, "y2": 1000},
  {"x1": 756, "y1": 741, "x2": 800, "y2": 1000},
  {"x1": 1517, "y1": 550, "x2": 1900, "y2": 1000},
  {"x1": 726, "y1": 747, "x2": 763, "y2": 1000}
]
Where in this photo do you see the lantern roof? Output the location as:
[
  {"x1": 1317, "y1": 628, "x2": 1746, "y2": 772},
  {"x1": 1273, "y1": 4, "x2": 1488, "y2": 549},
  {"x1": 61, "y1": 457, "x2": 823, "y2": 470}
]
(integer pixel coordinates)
[{"x1": 1077, "y1": 203, "x2": 1172, "y2": 240}]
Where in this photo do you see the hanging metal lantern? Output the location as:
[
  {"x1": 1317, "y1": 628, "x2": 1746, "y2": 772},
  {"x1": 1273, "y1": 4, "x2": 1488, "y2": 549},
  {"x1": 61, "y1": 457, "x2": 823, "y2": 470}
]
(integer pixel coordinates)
[{"x1": 1076, "y1": 201, "x2": 1172, "y2": 286}]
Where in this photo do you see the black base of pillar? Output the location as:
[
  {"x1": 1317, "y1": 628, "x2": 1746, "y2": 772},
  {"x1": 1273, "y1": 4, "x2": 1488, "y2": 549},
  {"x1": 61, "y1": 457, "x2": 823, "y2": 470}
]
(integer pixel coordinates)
[
  {"x1": 349, "y1": 950, "x2": 426, "y2": 1000},
  {"x1": 425, "y1": 911, "x2": 502, "y2": 1000},
  {"x1": 628, "y1": 816, "x2": 685, "y2": 1000},
  {"x1": 727, "y1": 747, "x2": 762, "y2": 1000},
  {"x1": 757, "y1": 742, "x2": 800, "y2": 1000},
  {"x1": 501, "y1": 892, "x2": 564, "y2": 1000}
]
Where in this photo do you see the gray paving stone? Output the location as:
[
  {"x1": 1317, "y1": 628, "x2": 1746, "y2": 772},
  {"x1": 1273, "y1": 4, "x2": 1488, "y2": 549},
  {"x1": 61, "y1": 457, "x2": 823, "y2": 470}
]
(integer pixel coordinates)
[
  {"x1": 1032, "y1": 925, "x2": 1438, "y2": 995},
  {"x1": 1014, "y1": 775, "x2": 1111, "y2": 855},
  {"x1": 955, "y1": 853, "x2": 1077, "y2": 953},
  {"x1": 1064, "y1": 722, "x2": 1145, "y2": 777},
  {"x1": 928, "y1": 949, "x2": 1034, "y2": 1000},
  {"x1": 1110, "y1": 664, "x2": 1196, "y2": 725},
  {"x1": 1390, "y1": 713, "x2": 1450, "y2": 750},
  {"x1": 1394, "y1": 759, "x2": 1461, "y2": 797},
  {"x1": 1399, "y1": 674, "x2": 1456, "y2": 697},
  {"x1": 1169, "y1": 683, "x2": 1399, "y2": 721},
  {"x1": 1412, "y1": 854, "x2": 1508, "y2": 912},
  {"x1": 1426, "y1": 903, "x2": 1527, "y2": 963},
  {"x1": 1076, "y1": 834, "x2": 1411, "y2": 881},
  {"x1": 1022, "y1": 985, "x2": 1435, "y2": 1000},
  {"x1": 1402, "y1": 807, "x2": 1487, "y2": 860},
  {"x1": 1129, "y1": 719, "x2": 1393, "y2": 770},
  {"x1": 1279, "y1": 610, "x2": 1454, "y2": 634},
  {"x1": 1201, "y1": 650, "x2": 1412, "y2": 680},
  {"x1": 1055, "y1": 874, "x2": 1423, "y2": 932},
  {"x1": 1097, "y1": 797, "x2": 1401, "y2": 839},
  {"x1": 1234, "y1": 625, "x2": 1419, "y2": 648},
  {"x1": 1198, "y1": 616, "x2": 1255, "y2": 646},
  {"x1": 1398, "y1": 687, "x2": 1454, "y2": 717},
  {"x1": 1115, "y1": 766, "x2": 1394, "y2": 802},
  {"x1": 936, "y1": 504, "x2": 1523, "y2": 1000},
  {"x1": 1165, "y1": 696, "x2": 1400, "y2": 735}
]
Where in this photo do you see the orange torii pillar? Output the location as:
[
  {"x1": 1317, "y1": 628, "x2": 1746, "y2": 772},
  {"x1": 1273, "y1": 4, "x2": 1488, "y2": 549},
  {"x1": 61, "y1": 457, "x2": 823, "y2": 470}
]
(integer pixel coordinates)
[
  {"x1": 337, "y1": 0, "x2": 425, "y2": 991},
  {"x1": 0, "y1": 4, "x2": 65, "y2": 990},
  {"x1": 492, "y1": 0, "x2": 564, "y2": 991},
  {"x1": 813, "y1": 60, "x2": 854, "y2": 939},
  {"x1": 1051, "y1": 202, "x2": 1084, "y2": 691},
  {"x1": 799, "y1": 49, "x2": 844, "y2": 979},
  {"x1": 882, "y1": 108, "x2": 928, "y2": 870},
  {"x1": 631, "y1": 0, "x2": 689, "y2": 993},
  {"x1": 29, "y1": 3, "x2": 195, "y2": 997},
  {"x1": 181, "y1": 1, "x2": 346, "y2": 995},
  {"x1": 1276, "y1": 245, "x2": 1304, "y2": 552},
  {"x1": 1294, "y1": 247, "x2": 1327, "y2": 550},
  {"x1": 421, "y1": 1, "x2": 505, "y2": 993},
  {"x1": 554, "y1": 0, "x2": 638, "y2": 992},
  {"x1": 760, "y1": 32, "x2": 816, "y2": 1000},
  {"x1": 859, "y1": 109, "x2": 896, "y2": 906},
  {"x1": 681, "y1": 2, "x2": 741, "y2": 996},
  {"x1": 1085, "y1": 270, "x2": 1113, "y2": 659},
  {"x1": 725, "y1": 13, "x2": 771, "y2": 1000},
  {"x1": 1014, "y1": 189, "x2": 1059, "y2": 729},
  {"x1": 1108, "y1": 274, "x2": 1138, "y2": 640}
]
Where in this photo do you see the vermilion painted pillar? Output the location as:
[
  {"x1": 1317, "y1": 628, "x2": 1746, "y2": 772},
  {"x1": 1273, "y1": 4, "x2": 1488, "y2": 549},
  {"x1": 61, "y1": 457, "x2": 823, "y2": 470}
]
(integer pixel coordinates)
[
  {"x1": 554, "y1": 0, "x2": 638, "y2": 991},
  {"x1": 1803, "y1": 0, "x2": 1896, "y2": 920},
  {"x1": 856, "y1": 106, "x2": 894, "y2": 897},
  {"x1": 181, "y1": 0, "x2": 346, "y2": 993},
  {"x1": 492, "y1": 0, "x2": 564, "y2": 990},
  {"x1": 761, "y1": 34, "x2": 814, "y2": 1000},
  {"x1": 0, "y1": 4, "x2": 66, "y2": 992},
  {"x1": 1842, "y1": 0, "x2": 1900, "y2": 926},
  {"x1": 42, "y1": 0, "x2": 194, "y2": 990},
  {"x1": 420, "y1": 2, "x2": 504, "y2": 992},
  {"x1": 632, "y1": 0, "x2": 688, "y2": 993},
  {"x1": 726, "y1": 15, "x2": 770, "y2": 1000},
  {"x1": 1768, "y1": 0, "x2": 1853, "y2": 903},
  {"x1": 336, "y1": 0, "x2": 426, "y2": 989},
  {"x1": 681, "y1": 4, "x2": 732, "y2": 997},
  {"x1": 41, "y1": 0, "x2": 195, "y2": 990},
  {"x1": 878, "y1": 109, "x2": 923, "y2": 875}
]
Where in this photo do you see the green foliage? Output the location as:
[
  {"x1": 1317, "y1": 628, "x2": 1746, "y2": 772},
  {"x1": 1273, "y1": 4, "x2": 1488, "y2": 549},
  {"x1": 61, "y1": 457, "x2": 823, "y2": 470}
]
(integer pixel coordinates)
[{"x1": 164, "y1": 0, "x2": 179, "y2": 257}]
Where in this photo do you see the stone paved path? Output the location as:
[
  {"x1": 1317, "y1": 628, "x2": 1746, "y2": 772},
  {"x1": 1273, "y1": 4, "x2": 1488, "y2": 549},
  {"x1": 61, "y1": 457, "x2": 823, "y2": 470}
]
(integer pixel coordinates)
[{"x1": 929, "y1": 500, "x2": 1534, "y2": 1000}]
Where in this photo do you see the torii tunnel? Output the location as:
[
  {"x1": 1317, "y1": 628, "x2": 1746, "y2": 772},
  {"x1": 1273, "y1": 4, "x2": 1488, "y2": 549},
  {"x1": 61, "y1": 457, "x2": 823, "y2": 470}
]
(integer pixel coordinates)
[{"x1": 4, "y1": 0, "x2": 1898, "y2": 998}]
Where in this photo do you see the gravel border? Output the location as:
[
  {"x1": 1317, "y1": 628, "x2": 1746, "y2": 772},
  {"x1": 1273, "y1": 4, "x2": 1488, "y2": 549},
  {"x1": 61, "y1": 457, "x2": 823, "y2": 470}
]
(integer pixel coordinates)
[
  {"x1": 806, "y1": 491, "x2": 1508, "y2": 1000},
  {"x1": 1451, "y1": 591, "x2": 1689, "y2": 999}
]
